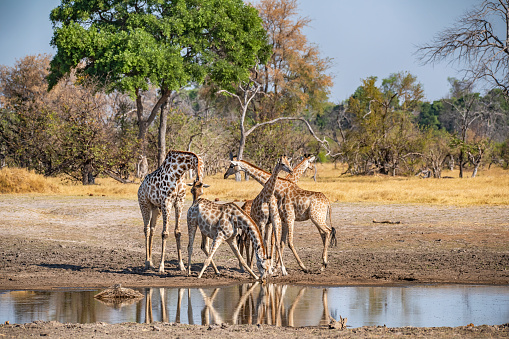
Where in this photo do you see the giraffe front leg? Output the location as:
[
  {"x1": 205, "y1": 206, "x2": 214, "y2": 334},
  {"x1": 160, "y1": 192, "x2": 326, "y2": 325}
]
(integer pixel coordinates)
[
  {"x1": 144, "y1": 207, "x2": 158, "y2": 270},
  {"x1": 270, "y1": 205, "x2": 286, "y2": 276},
  {"x1": 228, "y1": 238, "x2": 259, "y2": 280},
  {"x1": 201, "y1": 234, "x2": 219, "y2": 274},
  {"x1": 174, "y1": 200, "x2": 186, "y2": 271},
  {"x1": 198, "y1": 237, "x2": 223, "y2": 278}
]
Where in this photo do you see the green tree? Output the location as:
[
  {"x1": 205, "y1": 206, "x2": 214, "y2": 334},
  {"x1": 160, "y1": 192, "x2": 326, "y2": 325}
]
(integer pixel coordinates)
[
  {"x1": 418, "y1": 101, "x2": 443, "y2": 130},
  {"x1": 0, "y1": 55, "x2": 59, "y2": 173},
  {"x1": 342, "y1": 72, "x2": 424, "y2": 176},
  {"x1": 48, "y1": 0, "x2": 271, "y2": 161}
]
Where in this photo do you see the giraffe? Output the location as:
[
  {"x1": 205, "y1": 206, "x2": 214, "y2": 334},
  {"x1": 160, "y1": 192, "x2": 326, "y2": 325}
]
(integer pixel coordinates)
[
  {"x1": 230, "y1": 156, "x2": 293, "y2": 276},
  {"x1": 137, "y1": 150, "x2": 204, "y2": 273},
  {"x1": 224, "y1": 159, "x2": 336, "y2": 272},
  {"x1": 186, "y1": 180, "x2": 271, "y2": 280},
  {"x1": 238, "y1": 155, "x2": 315, "y2": 268}
]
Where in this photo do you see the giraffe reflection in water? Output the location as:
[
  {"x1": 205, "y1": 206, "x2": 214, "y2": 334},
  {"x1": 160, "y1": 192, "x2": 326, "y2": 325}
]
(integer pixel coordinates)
[{"x1": 142, "y1": 283, "x2": 332, "y2": 327}]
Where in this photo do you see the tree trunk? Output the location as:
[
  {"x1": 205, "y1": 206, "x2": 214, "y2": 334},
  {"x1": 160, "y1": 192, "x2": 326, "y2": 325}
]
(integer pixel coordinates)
[
  {"x1": 235, "y1": 130, "x2": 247, "y2": 182},
  {"x1": 158, "y1": 100, "x2": 168, "y2": 167},
  {"x1": 459, "y1": 150, "x2": 465, "y2": 178},
  {"x1": 471, "y1": 163, "x2": 480, "y2": 178},
  {"x1": 82, "y1": 160, "x2": 95, "y2": 185}
]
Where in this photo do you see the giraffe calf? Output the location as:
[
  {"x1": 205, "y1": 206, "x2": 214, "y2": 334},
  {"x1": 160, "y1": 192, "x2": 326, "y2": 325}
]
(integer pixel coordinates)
[{"x1": 187, "y1": 181, "x2": 271, "y2": 280}]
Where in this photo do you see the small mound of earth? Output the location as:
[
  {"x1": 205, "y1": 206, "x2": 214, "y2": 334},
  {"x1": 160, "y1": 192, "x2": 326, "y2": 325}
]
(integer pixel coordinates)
[{"x1": 94, "y1": 284, "x2": 143, "y2": 308}]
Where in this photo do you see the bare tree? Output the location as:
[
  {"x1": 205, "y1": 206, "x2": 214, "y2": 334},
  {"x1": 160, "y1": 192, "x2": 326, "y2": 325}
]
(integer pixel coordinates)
[{"x1": 418, "y1": 0, "x2": 509, "y2": 95}]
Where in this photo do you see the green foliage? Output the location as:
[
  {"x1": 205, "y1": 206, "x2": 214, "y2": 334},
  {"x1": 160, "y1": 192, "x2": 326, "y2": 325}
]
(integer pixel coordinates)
[
  {"x1": 341, "y1": 73, "x2": 424, "y2": 175},
  {"x1": 417, "y1": 101, "x2": 443, "y2": 130},
  {"x1": 48, "y1": 0, "x2": 271, "y2": 94}
]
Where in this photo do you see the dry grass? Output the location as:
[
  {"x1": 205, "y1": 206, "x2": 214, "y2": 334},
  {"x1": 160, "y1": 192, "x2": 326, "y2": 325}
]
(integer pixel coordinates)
[
  {"x1": 1, "y1": 164, "x2": 508, "y2": 206},
  {"x1": 0, "y1": 168, "x2": 60, "y2": 194}
]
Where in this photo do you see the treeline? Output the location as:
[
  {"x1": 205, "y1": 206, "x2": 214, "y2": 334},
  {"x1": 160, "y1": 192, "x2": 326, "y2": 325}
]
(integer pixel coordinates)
[
  {"x1": 1, "y1": 55, "x2": 508, "y2": 185},
  {"x1": 317, "y1": 74, "x2": 509, "y2": 178},
  {"x1": 1, "y1": 0, "x2": 509, "y2": 184}
]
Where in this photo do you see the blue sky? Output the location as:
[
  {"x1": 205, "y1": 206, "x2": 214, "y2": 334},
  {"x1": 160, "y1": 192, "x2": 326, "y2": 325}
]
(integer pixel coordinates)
[{"x1": 0, "y1": 0, "x2": 479, "y2": 102}]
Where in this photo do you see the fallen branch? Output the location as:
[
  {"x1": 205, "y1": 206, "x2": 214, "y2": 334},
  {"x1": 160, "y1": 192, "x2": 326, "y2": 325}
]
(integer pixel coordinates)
[{"x1": 373, "y1": 219, "x2": 401, "y2": 224}]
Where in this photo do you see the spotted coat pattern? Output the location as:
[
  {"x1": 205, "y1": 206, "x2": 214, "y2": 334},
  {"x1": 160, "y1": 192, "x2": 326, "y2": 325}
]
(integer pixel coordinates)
[
  {"x1": 137, "y1": 150, "x2": 204, "y2": 273},
  {"x1": 187, "y1": 182, "x2": 270, "y2": 280},
  {"x1": 224, "y1": 159, "x2": 335, "y2": 272}
]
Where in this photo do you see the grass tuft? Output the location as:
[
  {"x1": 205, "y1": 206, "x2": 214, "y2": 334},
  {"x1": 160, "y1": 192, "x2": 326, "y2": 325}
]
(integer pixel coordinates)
[{"x1": 0, "y1": 168, "x2": 60, "y2": 194}]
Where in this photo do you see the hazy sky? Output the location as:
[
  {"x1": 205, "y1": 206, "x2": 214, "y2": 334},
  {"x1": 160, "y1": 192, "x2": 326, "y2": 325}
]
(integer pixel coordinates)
[{"x1": 0, "y1": 0, "x2": 479, "y2": 102}]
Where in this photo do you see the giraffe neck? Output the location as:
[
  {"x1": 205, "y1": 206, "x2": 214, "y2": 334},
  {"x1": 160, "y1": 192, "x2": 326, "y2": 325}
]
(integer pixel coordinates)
[
  {"x1": 238, "y1": 160, "x2": 290, "y2": 195},
  {"x1": 285, "y1": 159, "x2": 309, "y2": 182},
  {"x1": 261, "y1": 162, "x2": 284, "y2": 199},
  {"x1": 229, "y1": 203, "x2": 266, "y2": 261},
  {"x1": 163, "y1": 150, "x2": 203, "y2": 182}
]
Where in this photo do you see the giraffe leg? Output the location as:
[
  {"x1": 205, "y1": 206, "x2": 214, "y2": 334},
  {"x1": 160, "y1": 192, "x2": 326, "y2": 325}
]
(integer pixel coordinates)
[
  {"x1": 187, "y1": 218, "x2": 198, "y2": 276},
  {"x1": 158, "y1": 203, "x2": 170, "y2": 274},
  {"x1": 201, "y1": 233, "x2": 219, "y2": 274},
  {"x1": 310, "y1": 205, "x2": 333, "y2": 271},
  {"x1": 285, "y1": 209, "x2": 308, "y2": 272},
  {"x1": 270, "y1": 202, "x2": 286, "y2": 276},
  {"x1": 144, "y1": 207, "x2": 158, "y2": 270},
  {"x1": 174, "y1": 199, "x2": 186, "y2": 271},
  {"x1": 198, "y1": 237, "x2": 223, "y2": 278},
  {"x1": 227, "y1": 238, "x2": 259, "y2": 280}
]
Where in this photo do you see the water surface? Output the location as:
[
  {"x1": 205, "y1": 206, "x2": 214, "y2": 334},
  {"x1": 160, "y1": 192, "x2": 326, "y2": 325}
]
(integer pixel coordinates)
[{"x1": 1, "y1": 284, "x2": 507, "y2": 327}]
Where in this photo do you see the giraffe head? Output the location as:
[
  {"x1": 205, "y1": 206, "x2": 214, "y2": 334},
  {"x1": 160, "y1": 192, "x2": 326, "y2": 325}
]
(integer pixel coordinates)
[
  {"x1": 187, "y1": 181, "x2": 210, "y2": 203},
  {"x1": 223, "y1": 160, "x2": 242, "y2": 179},
  {"x1": 278, "y1": 155, "x2": 293, "y2": 175},
  {"x1": 257, "y1": 256, "x2": 271, "y2": 280}
]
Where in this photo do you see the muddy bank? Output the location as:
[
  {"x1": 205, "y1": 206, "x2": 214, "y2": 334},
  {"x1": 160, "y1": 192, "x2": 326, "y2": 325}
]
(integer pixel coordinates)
[{"x1": 0, "y1": 196, "x2": 508, "y2": 289}]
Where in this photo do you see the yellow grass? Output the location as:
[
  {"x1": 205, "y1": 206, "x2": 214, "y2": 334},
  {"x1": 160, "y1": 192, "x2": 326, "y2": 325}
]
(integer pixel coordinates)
[{"x1": 1, "y1": 164, "x2": 509, "y2": 206}]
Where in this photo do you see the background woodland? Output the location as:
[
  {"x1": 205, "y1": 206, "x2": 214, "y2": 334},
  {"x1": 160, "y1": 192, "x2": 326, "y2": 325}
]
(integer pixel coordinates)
[{"x1": 1, "y1": 0, "x2": 508, "y2": 185}]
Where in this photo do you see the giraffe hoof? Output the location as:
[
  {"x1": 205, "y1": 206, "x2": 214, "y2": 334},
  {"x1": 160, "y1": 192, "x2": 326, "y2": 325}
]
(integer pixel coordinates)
[{"x1": 145, "y1": 261, "x2": 155, "y2": 270}]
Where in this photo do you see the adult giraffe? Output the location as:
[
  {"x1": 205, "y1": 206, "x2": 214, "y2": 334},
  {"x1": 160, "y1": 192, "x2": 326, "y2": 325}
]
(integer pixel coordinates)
[
  {"x1": 224, "y1": 159, "x2": 336, "y2": 272},
  {"x1": 138, "y1": 150, "x2": 203, "y2": 273}
]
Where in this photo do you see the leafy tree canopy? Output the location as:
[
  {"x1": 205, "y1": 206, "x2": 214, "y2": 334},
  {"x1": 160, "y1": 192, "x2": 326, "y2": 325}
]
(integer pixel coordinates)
[{"x1": 48, "y1": 0, "x2": 271, "y2": 94}]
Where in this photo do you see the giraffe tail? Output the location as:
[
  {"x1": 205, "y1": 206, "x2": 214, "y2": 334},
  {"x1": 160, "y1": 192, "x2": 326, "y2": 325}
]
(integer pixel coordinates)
[{"x1": 328, "y1": 203, "x2": 337, "y2": 247}]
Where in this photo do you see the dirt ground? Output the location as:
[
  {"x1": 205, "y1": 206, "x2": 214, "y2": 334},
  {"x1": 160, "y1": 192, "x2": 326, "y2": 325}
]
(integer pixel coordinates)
[{"x1": 0, "y1": 195, "x2": 508, "y2": 338}]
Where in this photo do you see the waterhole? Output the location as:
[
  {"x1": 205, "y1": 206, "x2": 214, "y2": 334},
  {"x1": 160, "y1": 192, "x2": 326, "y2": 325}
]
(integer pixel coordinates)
[{"x1": 1, "y1": 284, "x2": 508, "y2": 327}]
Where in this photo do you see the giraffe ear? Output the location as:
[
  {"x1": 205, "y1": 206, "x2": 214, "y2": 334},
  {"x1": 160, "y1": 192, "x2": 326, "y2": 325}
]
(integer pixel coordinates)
[
  {"x1": 186, "y1": 183, "x2": 193, "y2": 187},
  {"x1": 203, "y1": 184, "x2": 211, "y2": 188}
]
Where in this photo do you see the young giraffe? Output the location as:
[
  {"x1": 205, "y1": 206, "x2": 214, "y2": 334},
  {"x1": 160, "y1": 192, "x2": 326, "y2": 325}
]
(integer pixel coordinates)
[
  {"x1": 187, "y1": 181, "x2": 271, "y2": 280},
  {"x1": 224, "y1": 159, "x2": 336, "y2": 272},
  {"x1": 138, "y1": 150, "x2": 203, "y2": 273},
  {"x1": 236, "y1": 155, "x2": 315, "y2": 270}
]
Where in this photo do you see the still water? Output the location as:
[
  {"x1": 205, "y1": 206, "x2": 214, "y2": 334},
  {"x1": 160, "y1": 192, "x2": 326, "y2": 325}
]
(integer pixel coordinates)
[{"x1": 1, "y1": 284, "x2": 508, "y2": 328}]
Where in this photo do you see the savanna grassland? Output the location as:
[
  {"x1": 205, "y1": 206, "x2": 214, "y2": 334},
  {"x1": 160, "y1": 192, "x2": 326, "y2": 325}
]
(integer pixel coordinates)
[{"x1": 2, "y1": 163, "x2": 508, "y2": 205}]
